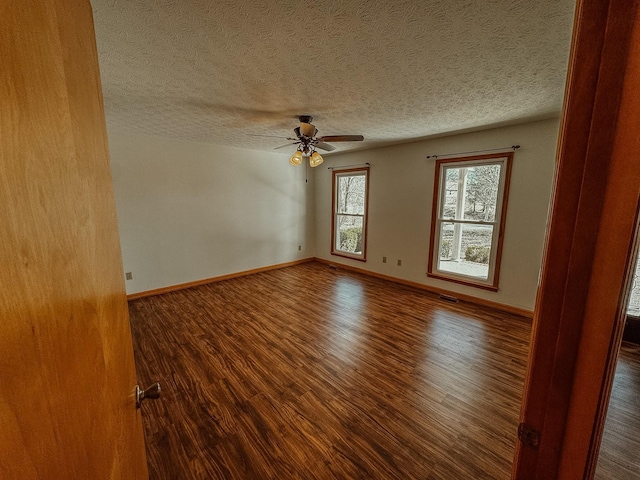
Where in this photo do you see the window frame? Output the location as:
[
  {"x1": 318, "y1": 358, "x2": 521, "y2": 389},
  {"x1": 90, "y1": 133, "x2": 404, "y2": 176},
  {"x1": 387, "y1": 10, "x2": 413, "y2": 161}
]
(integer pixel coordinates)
[
  {"x1": 331, "y1": 167, "x2": 370, "y2": 261},
  {"x1": 427, "y1": 152, "x2": 513, "y2": 291}
]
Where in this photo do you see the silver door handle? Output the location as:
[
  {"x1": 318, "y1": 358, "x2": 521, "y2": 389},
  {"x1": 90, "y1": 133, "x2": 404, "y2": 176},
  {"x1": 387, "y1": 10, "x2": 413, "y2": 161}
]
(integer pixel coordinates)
[{"x1": 135, "y1": 382, "x2": 161, "y2": 408}]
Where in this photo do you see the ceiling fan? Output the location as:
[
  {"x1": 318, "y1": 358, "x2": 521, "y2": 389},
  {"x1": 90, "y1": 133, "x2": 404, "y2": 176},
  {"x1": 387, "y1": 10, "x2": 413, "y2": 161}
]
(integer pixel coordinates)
[{"x1": 275, "y1": 115, "x2": 364, "y2": 167}]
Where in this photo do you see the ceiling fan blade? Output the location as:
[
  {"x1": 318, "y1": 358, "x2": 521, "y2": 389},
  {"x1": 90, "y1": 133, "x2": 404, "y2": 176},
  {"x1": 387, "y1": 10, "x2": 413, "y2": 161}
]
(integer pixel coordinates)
[
  {"x1": 254, "y1": 134, "x2": 290, "y2": 139},
  {"x1": 316, "y1": 142, "x2": 337, "y2": 152},
  {"x1": 255, "y1": 134, "x2": 299, "y2": 141},
  {"x1": 318, "y1": 135, "x2": 364, "y2": 142},
  {"x1": 274, "y1": 141, "x2": 299, "y2": 150}
]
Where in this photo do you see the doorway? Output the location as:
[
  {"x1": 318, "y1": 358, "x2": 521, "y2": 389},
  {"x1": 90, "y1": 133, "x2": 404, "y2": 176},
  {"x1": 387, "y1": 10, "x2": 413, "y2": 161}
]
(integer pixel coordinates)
[{"x1": 595, "y1": 247, "x2": 640, "y2": 478}]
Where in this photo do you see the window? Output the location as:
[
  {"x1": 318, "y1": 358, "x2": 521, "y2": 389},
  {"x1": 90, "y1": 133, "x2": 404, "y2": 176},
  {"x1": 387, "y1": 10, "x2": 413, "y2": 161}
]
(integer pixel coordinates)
[
  {"x1": 628, "y1": 248, "x2": 640, "y2": 317},
  {"x1": 331, "y1": 167, "x2": 369, "y2": 261},
  {"x1": 428, "y1": 152, "x2": 513, "y2": 290}
]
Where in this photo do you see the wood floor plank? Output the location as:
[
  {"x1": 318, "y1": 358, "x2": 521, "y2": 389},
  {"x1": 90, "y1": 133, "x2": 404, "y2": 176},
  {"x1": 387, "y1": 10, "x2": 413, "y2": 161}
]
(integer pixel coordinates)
[
  {"x1": 129, "y1": 261, "x2": 534, "y2": 479},
  {"x1": 595, "y1": 342, "x2": 640, "y2": 479}
]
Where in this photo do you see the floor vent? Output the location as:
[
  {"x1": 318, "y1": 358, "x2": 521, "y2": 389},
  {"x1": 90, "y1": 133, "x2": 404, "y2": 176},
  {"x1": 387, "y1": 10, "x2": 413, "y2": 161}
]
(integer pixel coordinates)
[{"x1": 439, "y1": 294, "x2": 459, "y2": 303}]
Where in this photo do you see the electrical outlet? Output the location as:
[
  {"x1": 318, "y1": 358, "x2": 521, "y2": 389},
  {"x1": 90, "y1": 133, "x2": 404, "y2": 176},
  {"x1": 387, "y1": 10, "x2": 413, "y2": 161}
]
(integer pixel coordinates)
[
  {"x1": 382, "y1": 256, "x2": 387, "y2": 263},
  {"x1": 298, "y1": 245, "x2": 302, "y2": 251},
  {"x1": 397, "y1": 259, "x2": 402, "y2": 266},
  {"x1": 125, "y1": 272, "x2": 133, "y2": 280}
]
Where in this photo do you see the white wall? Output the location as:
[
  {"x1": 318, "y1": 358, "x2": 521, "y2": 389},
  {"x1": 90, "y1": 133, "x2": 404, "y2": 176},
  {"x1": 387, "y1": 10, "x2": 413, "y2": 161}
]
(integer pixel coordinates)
[
  {"x1": 108, "y1": 133, "x2": 315, "y2": 294},
  {"x1": 315, "y1": 118, "x2": 560, "y2": 312},
  {"x1": 110, "y1": 118, "x2": 559, "y2": 310}
]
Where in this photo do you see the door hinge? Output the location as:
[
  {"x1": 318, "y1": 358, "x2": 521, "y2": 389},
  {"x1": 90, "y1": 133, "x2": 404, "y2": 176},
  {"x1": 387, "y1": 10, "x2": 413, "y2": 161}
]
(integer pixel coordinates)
[{"x1": 518, "y1": 422, "x2": 540, "y2": 450}]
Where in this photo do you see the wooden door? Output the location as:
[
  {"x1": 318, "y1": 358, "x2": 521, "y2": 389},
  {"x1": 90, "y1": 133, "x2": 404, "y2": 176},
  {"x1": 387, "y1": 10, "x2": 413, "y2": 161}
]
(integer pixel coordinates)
[
  {"x1": 512, "y1": 0, "x2": 640, "y2": 478},
  {"x1": 0, "y1": 1, "x2": 148, "y2": 478}
]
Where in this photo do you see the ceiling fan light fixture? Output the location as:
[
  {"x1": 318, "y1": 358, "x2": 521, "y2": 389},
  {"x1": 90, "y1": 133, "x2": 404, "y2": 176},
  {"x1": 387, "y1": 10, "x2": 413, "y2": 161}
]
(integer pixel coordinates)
[
  {"x1": 300, "y1": 122, "x2": 316, "y2": 137},
  {"x1": 289, "y1": 150, "x2": 303, "y2": 166},
  {"x1": 309, "y1": 151, "x2": 323, "y2": 167},
  {"x1": 281, "y1": 115, "x2": 364, "y2": 167}
]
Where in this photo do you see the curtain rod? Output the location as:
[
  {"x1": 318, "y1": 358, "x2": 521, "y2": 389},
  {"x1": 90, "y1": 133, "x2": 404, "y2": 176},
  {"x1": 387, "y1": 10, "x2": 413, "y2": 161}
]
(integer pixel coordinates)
[
  {"x1": 425, "y1": 145, "x2": 520, "y2": 159},
  {"x1": 327, "y1": 162, "x2": 371, "y2": 170}
]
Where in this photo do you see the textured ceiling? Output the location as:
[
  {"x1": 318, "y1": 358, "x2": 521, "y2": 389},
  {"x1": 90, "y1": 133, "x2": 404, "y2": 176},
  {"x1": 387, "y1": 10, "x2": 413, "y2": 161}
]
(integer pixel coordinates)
[{"x1": 91, "y1": 0, "x2": 576, "y2": 155}]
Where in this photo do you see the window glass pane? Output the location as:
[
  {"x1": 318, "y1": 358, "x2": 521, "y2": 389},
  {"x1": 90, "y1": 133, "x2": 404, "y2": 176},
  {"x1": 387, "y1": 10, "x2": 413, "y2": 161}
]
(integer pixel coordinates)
[
  {"x1": 441, "y1": 164, "x2": 502, "y2": 222},
  {"x1": 332, "y1": 168, "x2": 368, "y2": 260},
  {"x1": 628, "y1": 250, "x2": 640, "y2": 316},
  {"x1": 336, "y1": 215, "x2": 364, "y2": 254},
  {"x1": 338, "y1": 175, "x2": 365, "y2": 215},
  {"x1": 442, "y1": 168, "x2": 459, "y2": 218},
  {"x1": 429, "y1": 153, "x2": 512, "y2": 289},
  {"x1": 438, "y1": 222, "x2": 493, "y2": 280},
  {"x1": 463, "y1": 164, "x2": 501, "y2": 222}
]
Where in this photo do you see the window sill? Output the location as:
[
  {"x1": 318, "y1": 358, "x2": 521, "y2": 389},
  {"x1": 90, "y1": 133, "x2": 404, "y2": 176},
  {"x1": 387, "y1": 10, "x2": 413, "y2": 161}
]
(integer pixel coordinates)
[
  {"x1": 427, "y1": 271, "x2": 499, "y2": 292},
  {"x1": 331, "y1": 251, "x2": 367, "y2": 262}
]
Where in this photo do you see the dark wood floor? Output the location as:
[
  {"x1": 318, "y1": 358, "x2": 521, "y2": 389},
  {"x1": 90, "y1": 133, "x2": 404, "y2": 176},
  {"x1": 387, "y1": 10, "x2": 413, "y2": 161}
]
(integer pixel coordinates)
[
  {"x1": 595, "y1": 342, "x2": 640, "y2": 479},
  {"x1": 129, "y1": 262, "x2": 533, "y2": 479}
]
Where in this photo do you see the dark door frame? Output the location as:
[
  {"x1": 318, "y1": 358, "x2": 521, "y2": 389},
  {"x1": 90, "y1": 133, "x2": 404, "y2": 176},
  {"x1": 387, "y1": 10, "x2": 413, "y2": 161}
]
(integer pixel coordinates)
[{"x1": 512, "y1": 0, "x2": 640, "y2": 478}]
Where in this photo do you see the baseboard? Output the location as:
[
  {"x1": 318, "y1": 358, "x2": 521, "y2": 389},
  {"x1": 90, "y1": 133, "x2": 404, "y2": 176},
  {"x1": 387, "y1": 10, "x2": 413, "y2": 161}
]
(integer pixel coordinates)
[
  {"x1": 126, "y1": 258, "x2": 315, "y2": 301},
  {"x1": 313, "y1": 257, "x2": 534, "y2": 319},
  {"x1": 127, "y1": 256, "x2": 534, "y2": 318}
]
